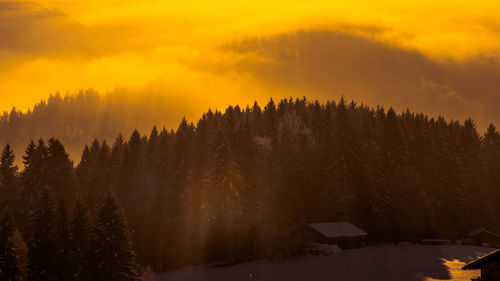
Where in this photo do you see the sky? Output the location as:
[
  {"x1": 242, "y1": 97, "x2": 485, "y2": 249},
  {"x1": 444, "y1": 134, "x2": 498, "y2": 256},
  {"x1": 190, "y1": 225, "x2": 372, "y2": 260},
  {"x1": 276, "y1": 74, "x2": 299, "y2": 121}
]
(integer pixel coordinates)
[{"x1": 1, "y1": 0, "x2": 500, "y2": 129}]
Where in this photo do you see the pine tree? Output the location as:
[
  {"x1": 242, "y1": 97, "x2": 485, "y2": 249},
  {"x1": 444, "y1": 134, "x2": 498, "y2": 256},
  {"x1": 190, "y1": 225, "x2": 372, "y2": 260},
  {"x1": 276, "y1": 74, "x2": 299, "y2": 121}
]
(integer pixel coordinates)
[
  {"x1": 142, "y1": 128, "x2": 172, "y2": 270},
  {"x1": 47, "y1": 138, "x2": 74, "y2": 197},
  {"x1": 0, "y1": 209, "x2": 20, "y2": 281},
  {"x1": 22, "y1": 139, "x2": 49, "y2": 195},
  {"x1": 108, "y1": 135, "x2": 125, "y2": 194},
  {"x1": 89, "y1": 194, "x2": 140, "y2": 281},
  {"x1": 171, "y1": 118, "x2": 192, "y2": 193},
  {"x1": 18, "y1": 140, "x2": 37, "y2": 235},
  {"x1": 0, "y1": 144, "x2": 19, "y2": 214},
  {"x1": 27, "y1": 190, "x2": 57, "y2": 281},
  {"x1": 68, "y1": 201, "x2": 90, "y2": 281},
  {"x1": 144, "y1": 126, "x2": 160, "y2": 196},
  {"x1": 76, "y1": 145, "x2": 92, "y2": 202},
  {"x1": 134, "y1": 127, "x2": 163, "y2": 267},
  {"x1": 458, "y1": 119, "x2": 491, "y2": 230},
  {"x1": 54, "y1": 199, "x2": 70, "y2": 281},
  {"x1": 94, "y1": 140, "x2": 111, "y2": 196},
  {"x1": 160, "y1": 118, "x2": 193, "y2": 267},
  {"x1": 325, "y1": 98, "x2": 363, "y2": 221},
  {"x1": 77, "y1": 140, "x2": 111, "y2": 212},
  {"x1": 262, "y1": 98, "x2": 277, "y2": 136},
  {"x1": 202, "y1": 130, "x2": 247, "y2": 261},
  {"x1": 116, "y1": 130, "x2": 143, "y2": 208},
  {"x1": 380, "y1": 108, "x2": 415, "y2": 241},
  {"x1": 251, "y1": 101, "x2": 262, "y2": 134},
  {"x1": 230, "y1": 118, "x2": 258, "y2": 259},
  {"x1": 483, "y1": 124, "x2": 500, "y2": 219}
]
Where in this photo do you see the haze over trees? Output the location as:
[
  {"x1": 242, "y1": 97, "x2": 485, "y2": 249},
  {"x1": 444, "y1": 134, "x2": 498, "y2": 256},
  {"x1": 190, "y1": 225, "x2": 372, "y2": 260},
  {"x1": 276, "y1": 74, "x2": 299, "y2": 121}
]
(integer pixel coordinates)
[
  {"x1": 0, "y1": 96, "x2": 500, "y2": 279},
  {"x1": 0, "y1": 89, "x2": 193, "y2": 163}
]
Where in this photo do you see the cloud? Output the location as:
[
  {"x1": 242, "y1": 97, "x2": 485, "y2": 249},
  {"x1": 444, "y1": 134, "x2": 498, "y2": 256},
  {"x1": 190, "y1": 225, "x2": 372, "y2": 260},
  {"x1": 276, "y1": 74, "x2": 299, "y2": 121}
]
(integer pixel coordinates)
[
  {"x1": 3, "y1": 1, "x2": 500, "y2": 131},
  {"x1": 194, "y1": 30, "x2": 500, "y2": 130},
  {"x1": 0, "y1": 1, "x2": 87, "y2": 56},
  {"x1": 0, "y1": 0, "x2": 158, "y2": 62}
]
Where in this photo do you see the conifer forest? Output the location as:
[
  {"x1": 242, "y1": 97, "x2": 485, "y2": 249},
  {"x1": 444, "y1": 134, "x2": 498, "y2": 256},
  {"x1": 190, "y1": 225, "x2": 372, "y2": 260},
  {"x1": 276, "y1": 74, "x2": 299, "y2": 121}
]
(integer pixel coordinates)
[{"x1": 1, "y1": 96, "x2": 500, "y2": 280}]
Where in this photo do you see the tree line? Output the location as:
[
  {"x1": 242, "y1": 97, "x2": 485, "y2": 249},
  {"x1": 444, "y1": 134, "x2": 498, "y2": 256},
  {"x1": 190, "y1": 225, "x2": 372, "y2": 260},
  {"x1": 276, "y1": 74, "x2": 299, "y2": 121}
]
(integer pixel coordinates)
[
  {"x1": 0, "y1": 89, "x2": 189, "y2": 164},
  {"x1": 1, "y1": 96, "x2": 500, "y2": 280}
]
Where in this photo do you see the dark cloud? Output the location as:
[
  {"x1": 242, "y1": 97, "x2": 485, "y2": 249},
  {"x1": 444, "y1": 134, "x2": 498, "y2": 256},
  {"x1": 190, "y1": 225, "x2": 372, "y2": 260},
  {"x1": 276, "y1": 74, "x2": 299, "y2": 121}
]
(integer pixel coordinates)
[
  {"x1": 0, "y1": 1, "x2": 87, "y2": 56},
  {"x1": 206, "y1": 30, "x2": 500, "y2": 130},
  {"x1": 0, "y1": 0, "x2": 147, "y2": 61}
]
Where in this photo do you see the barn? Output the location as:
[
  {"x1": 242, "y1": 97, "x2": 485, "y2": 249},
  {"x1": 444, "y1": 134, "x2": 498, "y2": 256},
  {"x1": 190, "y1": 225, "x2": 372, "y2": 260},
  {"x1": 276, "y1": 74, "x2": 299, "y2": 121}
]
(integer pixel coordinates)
[
  {"x1": 305, "y1": 222, "x2": 367, "y2": 249},
  {"x1": 467, "y1": 229, "x2": 500, "y2": 247},
  {"x1": 463, "y1": 249, "x2": 500, "y2": 281}
]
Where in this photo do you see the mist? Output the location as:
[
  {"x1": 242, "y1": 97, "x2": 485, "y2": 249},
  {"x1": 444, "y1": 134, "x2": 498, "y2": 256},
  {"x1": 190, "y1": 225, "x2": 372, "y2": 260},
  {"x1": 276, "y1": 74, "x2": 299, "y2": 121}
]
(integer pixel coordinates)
[
  {"x1": 0, "y1": 88, "x2": 207, "y2": 162},
  {"x1": 201, "y1": 30, "x2": 500, "y2": 130}
]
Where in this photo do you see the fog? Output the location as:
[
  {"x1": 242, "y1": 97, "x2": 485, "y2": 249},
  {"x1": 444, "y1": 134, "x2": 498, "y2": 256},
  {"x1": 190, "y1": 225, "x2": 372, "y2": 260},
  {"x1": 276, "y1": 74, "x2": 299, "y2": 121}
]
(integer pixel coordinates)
[
  {"x1": 201, "y1": 30, "x2": 500, "y2": 130},
  {"x1": 0, "y1": 88, "x2": 207, "y2": 162}
]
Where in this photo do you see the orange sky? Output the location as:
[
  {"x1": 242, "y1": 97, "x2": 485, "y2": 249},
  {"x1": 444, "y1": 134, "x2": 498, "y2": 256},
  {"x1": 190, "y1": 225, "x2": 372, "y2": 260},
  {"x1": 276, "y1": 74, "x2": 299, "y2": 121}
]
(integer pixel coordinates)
[{"x1": 1, "y1": 0, "x2": 500, "y2": 127}]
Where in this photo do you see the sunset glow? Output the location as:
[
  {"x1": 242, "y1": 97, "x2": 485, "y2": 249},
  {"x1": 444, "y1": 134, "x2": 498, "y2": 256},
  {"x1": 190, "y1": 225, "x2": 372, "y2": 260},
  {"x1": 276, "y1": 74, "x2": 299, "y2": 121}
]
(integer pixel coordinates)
[
  {"x1": 3, "y1": 2, "x2": 500, "y2": 280},
  {"x1": 2, "y1": 0, "x2": 500, "y2": 128}
]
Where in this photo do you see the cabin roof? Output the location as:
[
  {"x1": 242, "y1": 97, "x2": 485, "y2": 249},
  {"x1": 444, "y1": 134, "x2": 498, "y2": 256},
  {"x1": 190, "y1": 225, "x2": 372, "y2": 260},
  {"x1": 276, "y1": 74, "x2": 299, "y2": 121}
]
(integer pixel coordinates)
[
  {"x1": 468, "y1": 228, "x2": 499, "y2": 238},
  {"x1": 307, "y1": 222, "x2": 367, "y2": 238},
  {"x1": 463, "y1": 249, "x2": 500, "y2": 270}
]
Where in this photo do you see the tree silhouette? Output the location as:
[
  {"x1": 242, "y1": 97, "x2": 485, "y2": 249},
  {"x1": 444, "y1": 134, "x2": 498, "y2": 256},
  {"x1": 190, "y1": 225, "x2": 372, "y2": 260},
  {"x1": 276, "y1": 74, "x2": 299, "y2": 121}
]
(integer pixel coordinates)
[
  {"x1": 0, "y1": 144, "x2": 18, "y2": 214},
  {"x1": 0, "y1": 209, "x2": 20, "y2": 281},
  {"x1": 89, "y1": 194, "x2": 140, "y2": 281},
  {"x1": 27, "y1": 190, "x2": 57, "y2": 281},
  {"x1": 1, "y1": 95, "x2": 500, "y2": 271},
  {"x1": 68, "y1": 201, "x2": 90, "y2": 281}
]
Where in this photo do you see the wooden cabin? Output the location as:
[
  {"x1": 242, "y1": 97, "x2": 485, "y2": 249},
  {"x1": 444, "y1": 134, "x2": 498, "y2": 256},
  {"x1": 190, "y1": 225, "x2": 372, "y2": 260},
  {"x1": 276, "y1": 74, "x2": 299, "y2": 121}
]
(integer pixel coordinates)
[
  {"x1": 305, "y1": 222, "x2": 367, "y2": 249},
  {"x1": 468, "y1": 229, "x2": 500, "y2": 246},
  {"x1": 463, "y1": 249, "x2": 500, "y2": 281}
]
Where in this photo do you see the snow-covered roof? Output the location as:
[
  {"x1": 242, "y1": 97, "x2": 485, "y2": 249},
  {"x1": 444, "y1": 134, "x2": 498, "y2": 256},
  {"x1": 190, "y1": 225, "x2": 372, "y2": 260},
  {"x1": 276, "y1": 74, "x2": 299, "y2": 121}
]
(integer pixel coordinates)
[
  {"x1": 307, "y1": 222, "x2": 367, "y2": 238},
  {"x1": 468, "y1": 228, "x2": 499, "y2": 238},
  {"x1": 463, "y1": 249, "x2": 500, "y2": 270}
]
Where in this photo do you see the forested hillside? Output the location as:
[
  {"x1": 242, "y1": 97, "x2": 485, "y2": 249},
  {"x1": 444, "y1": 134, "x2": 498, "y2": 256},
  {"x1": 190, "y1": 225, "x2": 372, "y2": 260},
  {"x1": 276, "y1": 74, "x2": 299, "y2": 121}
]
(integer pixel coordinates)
[
  {"x1": 0, "y1": 89, "x2": 188, "y2": 162},
  {"x1": 1, "y1": 97, "x2": 499, "y2": 279}
]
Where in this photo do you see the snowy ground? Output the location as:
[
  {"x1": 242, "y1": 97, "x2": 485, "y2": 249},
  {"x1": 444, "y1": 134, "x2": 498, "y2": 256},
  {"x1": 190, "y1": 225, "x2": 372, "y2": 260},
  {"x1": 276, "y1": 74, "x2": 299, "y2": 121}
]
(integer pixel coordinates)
[{"x1": 156, "y1": 244, "x2": 494, "y2": 281}]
